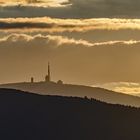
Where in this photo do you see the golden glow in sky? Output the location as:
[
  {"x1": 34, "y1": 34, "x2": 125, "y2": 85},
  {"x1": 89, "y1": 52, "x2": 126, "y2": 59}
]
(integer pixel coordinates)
[
  {"x1": 0, "y1": 0, "x2": 67, "y2": 3},
  {"x1": 0, "y1": 0, "x2": 68, "y2": 6},
  {"x1": 93, "y1": 82, "x2": 140, "y2": 95}
]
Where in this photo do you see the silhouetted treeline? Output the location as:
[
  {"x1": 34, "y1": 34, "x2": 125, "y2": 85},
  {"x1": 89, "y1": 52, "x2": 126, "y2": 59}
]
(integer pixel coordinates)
[{"x1": 0, "y1": 88, "x2": 140, "y2": 140}]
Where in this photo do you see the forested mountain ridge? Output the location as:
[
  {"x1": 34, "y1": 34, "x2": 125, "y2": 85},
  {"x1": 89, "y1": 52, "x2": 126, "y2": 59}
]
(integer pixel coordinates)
[{"x1": 0, "y1": 88, "x2": 140, "y2": 140}]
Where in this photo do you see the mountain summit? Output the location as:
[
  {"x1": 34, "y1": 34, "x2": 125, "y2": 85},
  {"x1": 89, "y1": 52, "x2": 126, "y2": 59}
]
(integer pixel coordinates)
[{"x1": 1, "y1": 82, "x2": 140, "y2": 107}]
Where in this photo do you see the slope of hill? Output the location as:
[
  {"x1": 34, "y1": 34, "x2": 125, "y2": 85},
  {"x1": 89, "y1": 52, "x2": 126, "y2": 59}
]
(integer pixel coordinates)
[
  {"x1": 0, "y1": 82, "x2": 140, "y2": 107},
  {"x1": 0, "y1": 88, "x2": 140, "y2": 140}
]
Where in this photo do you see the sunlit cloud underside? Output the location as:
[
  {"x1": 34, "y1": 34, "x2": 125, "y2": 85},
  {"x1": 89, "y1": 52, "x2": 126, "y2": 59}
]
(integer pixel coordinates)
[
  {"x1": 94, "y1": 82, "x2": 140, "y2": 96},
  {"x1": 2, "y1": 18, "x2": 140, "y2": 32},
  {"x1": 0, "y1": 0, "x2": 68, "y2": 7}
]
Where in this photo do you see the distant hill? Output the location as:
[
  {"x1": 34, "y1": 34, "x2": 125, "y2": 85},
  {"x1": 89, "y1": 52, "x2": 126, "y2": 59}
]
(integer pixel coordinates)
[
  {"x1": 0, "y1": 88, "x2": 140, "y2": 140},
  {"x1": 1, "y1": 82, "x2": 140, "y2": 107}
]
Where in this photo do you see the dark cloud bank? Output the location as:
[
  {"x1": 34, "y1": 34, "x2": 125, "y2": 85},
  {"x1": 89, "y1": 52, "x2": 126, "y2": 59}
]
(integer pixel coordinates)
[{"x1": 1, "y1": 0, "x2": 140, "y2": 18}]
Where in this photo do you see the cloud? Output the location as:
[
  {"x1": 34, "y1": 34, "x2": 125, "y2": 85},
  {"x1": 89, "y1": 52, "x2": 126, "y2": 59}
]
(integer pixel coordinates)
[
  {"x1": 1, "y1": 18, "x2": 140, "y2": 33},
  {"x1": 25, "y1": 0, "x2": 42, "y2": 3},
  {"x1": 0, "y1": 0, "x2": 70, "y2": 8},
  {"x1": 93, "y1": 82, "x2": 140, "y2": 95},
  {"x1": 0, "y1": 33, "x2": 93, "y2": 47},
  {"x1": 0, "y1": 0, "x2": 140, "y2": 18},
  {"x1": 1, "y1": 33, "x2": 140, "y2": 48}
]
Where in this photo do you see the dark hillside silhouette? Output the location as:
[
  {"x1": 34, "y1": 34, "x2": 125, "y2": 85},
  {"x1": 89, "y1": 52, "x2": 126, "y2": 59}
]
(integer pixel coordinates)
[
  {"x1": 1, "y1": 82, "x2": 140, "y2": 107},
  {"x1": 0, "y1": 88, "x2": 140, "y2": 140}
]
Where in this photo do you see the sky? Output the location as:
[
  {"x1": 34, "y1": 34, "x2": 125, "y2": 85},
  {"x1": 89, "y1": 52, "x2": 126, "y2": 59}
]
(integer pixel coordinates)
[{"x1": 1, "y1": 0, "x2": 140, "y2": 95}]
